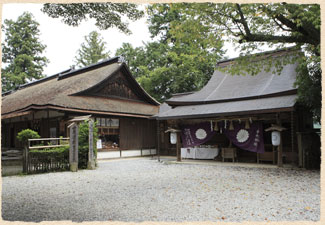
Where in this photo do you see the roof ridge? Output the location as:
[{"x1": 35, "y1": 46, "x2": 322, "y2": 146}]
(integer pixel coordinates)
[
  {"x1": 2, "y1": 68, "x2": 72, "y2": 97},
  {"x1": 217, "y1": 46, "x2": 300, "y2": 66},
  {"x1": 57, "y1": 56, "x2": 120, "y2": 81}
]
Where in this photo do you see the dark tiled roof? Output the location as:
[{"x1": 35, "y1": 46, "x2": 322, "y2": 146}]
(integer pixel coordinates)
[
  {"x1": 166, "y1": 62, "x2": 297, "y2": 105},
  {"x1": 2, "y1": 57, "x2": 159, "y2": 117},
  {"x1": 157, "y1": 49, "x2": 299, "y2": 119}
]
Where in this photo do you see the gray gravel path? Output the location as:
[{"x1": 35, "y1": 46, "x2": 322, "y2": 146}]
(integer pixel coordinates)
[{"x1": 2, "y1": 158, "x2": 320, "y2": 222}]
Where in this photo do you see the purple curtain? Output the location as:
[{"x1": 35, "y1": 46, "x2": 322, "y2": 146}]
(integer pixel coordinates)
[
  {"x1": 181, "y1": 122, "x2": 216, "y2": 147},
  {"x1": 222, "y1": 121, "x2": 265, "y2": 153}
]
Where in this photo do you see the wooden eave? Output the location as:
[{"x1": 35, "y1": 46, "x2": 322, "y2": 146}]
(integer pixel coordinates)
[
  {"x1": 2, "y1": 104, "x2": 155, "y2": 119},
  {"x1": 166, "y1": 89, "x2": 297, "y2": 107},
  {"x1": 155, "y1": 106, "x2": 295, "y2": 121}
]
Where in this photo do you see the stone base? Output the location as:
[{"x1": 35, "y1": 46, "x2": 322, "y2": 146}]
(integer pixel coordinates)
[
  {"x1": 70, "y1": 162, "x2": 78, "y2": 172},
  {"x1": 87, "y1": 160, "x2": 96, "y2": 170}
]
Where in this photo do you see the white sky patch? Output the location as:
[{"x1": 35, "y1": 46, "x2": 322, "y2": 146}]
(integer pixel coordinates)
[
  {"x1": 2, "y1": 3, "x2": 153, "y2": 76},
  {"x1": 2, "y1": 3, "x2": 241, "y2": 77}
]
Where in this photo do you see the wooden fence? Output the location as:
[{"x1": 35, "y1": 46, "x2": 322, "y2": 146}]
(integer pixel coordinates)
[{"x1": 24, "y1": 137, "x2": 70, "y2": 174}]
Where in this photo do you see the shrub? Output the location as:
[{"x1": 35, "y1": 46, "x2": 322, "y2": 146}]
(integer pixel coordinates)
[
  {"x1": 17, "y1": 129, "x2": 40, "y2": 145},
  {"x1": 29, "y1": 145, "x2": 69, "y2": 159},
  {"x1": 78, "y1": 120, "x2": 98, "y2": 169},
  {"x1": 29, "y1": 146, "x2": 70, "y2": 172}
]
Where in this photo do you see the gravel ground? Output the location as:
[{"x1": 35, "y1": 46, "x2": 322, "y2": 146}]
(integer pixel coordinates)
[{"x1": 2, "y1": 158, "x2": 320, "y2": 222}]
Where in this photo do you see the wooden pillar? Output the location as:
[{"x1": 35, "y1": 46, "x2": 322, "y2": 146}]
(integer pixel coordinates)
[
  {"x1": 297, "y1": 132, "x2": 303, "y2": 167},
  {"x1": 276, "y1": 113, "x2": 283, "y2": 167},
  {"x1": 157, "y1": 120, "x2": 160, "y2": 162},
  {"x1": 272, "y1": 146, "x2": 276, "y2": 165},
  {"x1": 291, "y1": 111, "x2": 294, "y2": 153},
  {"x1": 291, "y1": 111, "x2": 296, "y2": 166},
  {"x1": 176, "y1": 132, "x2": 181, "y2": 162},
  {"x1": 87, "y1": 119, "x2": 95, "y2": 169},
  {"x1": 22, "y1": 145, "x2": 29, "y2": 173},
  {"x1": 141, "y1": 120, "x2": 144, "y2": 157},
  {"x1": 47, "y1": 109, "x2": 50, "y2": 138}
]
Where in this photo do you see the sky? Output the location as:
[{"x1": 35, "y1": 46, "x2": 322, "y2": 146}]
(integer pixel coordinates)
[{"x1": 1, "y1": 3, "x2": 239, "y2": 77}]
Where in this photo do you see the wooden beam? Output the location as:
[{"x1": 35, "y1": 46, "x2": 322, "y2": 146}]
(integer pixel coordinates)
[
  {"x1": 1, "y1": 111, "x2": 32, "y2": 119},
  {"x1": 10, "y1": 105, "x2": 153, "y2": 119},
  {"x1": 29, "y1": 144, "x2": 69, "y2": 149},
  {"x1": 176, "y1": 114, "x2": 279, "y2": 125},
  {"x1": 29, "y1": 137, "x2": 69, "y2": 141}
]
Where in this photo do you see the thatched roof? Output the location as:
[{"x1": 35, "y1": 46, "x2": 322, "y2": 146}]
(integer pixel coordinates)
[
  {"x1": 2, "y1": 57, "x2": 159, "y2": 119},
  {"x1": 156, "y1": 49, "x2": 299, "y2": 120}
]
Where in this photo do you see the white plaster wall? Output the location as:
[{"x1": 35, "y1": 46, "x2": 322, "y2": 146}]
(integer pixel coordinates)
[
  {"x1": 142, "y1": 149, "x2": 156, "y2": 155},
  {"x1": 121, "y1": 150, "x2": 141, "y2": 157},
  {"x1": 97, "y1": 151, "x2": 120, "y2": 159},
  {"x1": 97, "y1": 149, "x2": 156, "y2": 159}
]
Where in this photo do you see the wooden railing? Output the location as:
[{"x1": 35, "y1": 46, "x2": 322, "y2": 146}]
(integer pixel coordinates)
[
  {"x1": 28, "y1": 137, "x2": 69, "y2": 150},
  {"x1": 24, "y1": 137, "x2": 70, "y2": 173}
]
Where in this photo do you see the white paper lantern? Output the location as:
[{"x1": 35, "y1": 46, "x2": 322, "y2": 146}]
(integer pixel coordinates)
[
  {"x1": 170, "y1": 132, "x2": 177, "y2": 144},
  {"x1": 271, "y1": 131, "x2": 281, "y2": 146}
]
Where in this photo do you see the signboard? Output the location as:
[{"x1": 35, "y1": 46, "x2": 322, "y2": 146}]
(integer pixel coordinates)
[
  {"x1": 97, "y1": 139, "x2": 102, "y2": 149},
  {"x1": 69, "y1": 123, "x2": 78, "y2": 163},
  {"x1": 89, "y1": 120, "x2": 94, "y2": 161}
]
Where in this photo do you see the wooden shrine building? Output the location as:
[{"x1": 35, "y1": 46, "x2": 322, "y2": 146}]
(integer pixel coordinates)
[
  {"x1": 2, "y1": 57, "x2": 159, "y2": 155},
  {"x1": 155, "y1": 49, "x2": 320, "y2": 168}
]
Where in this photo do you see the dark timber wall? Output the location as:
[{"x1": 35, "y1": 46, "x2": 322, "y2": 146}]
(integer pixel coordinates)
[{"x1": 119, "y1": 118, "x2": 156, "y2": 150}]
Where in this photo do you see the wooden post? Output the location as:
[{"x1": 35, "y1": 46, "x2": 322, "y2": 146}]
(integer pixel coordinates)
[
  {"x1": 87, "y1": 119, "x2": 95, "y2": 169},
  {"x1": 276, "y1": 114, "x2": 283, "y2": 167},
  {"x1": 22, "y1": 145, "x2": 29, "y2": 173},
  {"x1": 272, "y1": 146, "x2": 276, "y2": 165},
  {"x1": 157, "y1": 120, "x2": 160, "y2": 162},
  {"x1": 47, "y1": 109, "x2": 50, "y2": 138},
  {"x1": 176, "y1": 132, "x2": 181, "y2": 162},
  {"x1": 257, "y1": 153, "x2": 260, "y2": 164},
  {"x1": 69, "y1": 123, "x2": 79, "y2": 172},
  {"x1": 297, "y1": 132, "x2": 303, "y2": 167},
  {"x1": 291, "y1": 111, "x2": 294, "y2": 152}
]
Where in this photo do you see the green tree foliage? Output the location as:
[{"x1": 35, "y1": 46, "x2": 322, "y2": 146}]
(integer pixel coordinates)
[
  {"x1": 115, "y1": 43, "x2": 147, "y2": 77},
  {"x1": 116, "y1": 3, "x2": 225, "y2": 102},
  {"x1": 17, "y1": 129, "x2": 40, "y2": 145},
  {"x1": 41, "y1": 3, "x2": 144, "y2": 34},
  {"x1": 174, "y1": 3, "x2": 321, "y2": 121},
  {"x1": 1, "y1": 12, "x2": 49, "y2": 92},
  {"x1": 75, "y1": 31, "x2": 110, "y2": 67}
]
